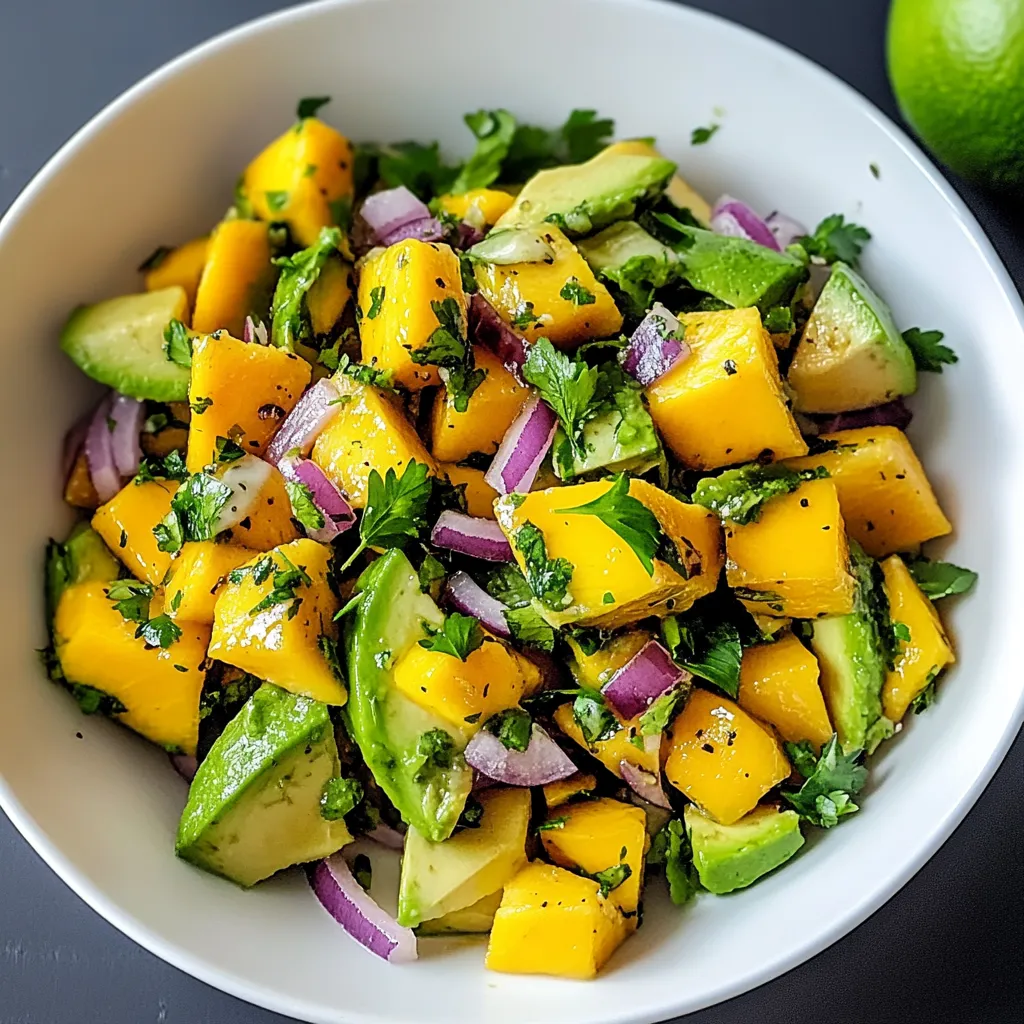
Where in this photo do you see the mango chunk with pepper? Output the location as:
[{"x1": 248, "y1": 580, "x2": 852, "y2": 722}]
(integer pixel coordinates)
[
  {"x1": 143, "y1": 236, "x2": 209, "y2": 316},
  {"x1": 646, "y1": 307, "x2": 807, "y2": 470},
  {"x1": 540, "y1": 797, "x2": 648, "y2": 915},
  {"x1": 209, "y1": 539, "x2": 345, "y2": 705},
  {"x1": 440, "y1": 463, "x2": 499, "y2": 518},
  {"x1": 725, "y1": 478, "x2": 856, "y2": 619},
  {"x1": 165, "y1": 541, "x2": 257, "y2": 625},
  {"x1": 664, "y1": 688, "x2": 791, "y2": 825},
  {"x1": 357, "y1": 239, "x2": 468, "y2": 391},
  {"x1": 474, "y1": 223, "x2": 622, "y2": 348},
  {"x1": 312, "y1": 374, "x2": 437, "y2": 508},
  {"x1": 241, "y1": 117, "x2": 355, "y2": 247},
  {"x1": 495, "y1": 478, "x2": 723, "y2": 629},
  {"x1": 186, "y1": 332, "x2": 312, "y2": 471},
  {"x1": 738, "y1": 631, "x2": 833, "y2": 747},
  {"x1": 226, "y1": 463, "x2": 302, "y2": 551},
  {"x1": 439, "y1": 188, "x2": 515, "y2": 226},
  {"x1": 485, "y1": 862, "x2": 628, "y2": 979},
  {"x1": 191, "y1": 219, "x2": 275, "y2": 338},
  {"x1": 786, "y1": 426, "x2": 952, "y2": 558},
  {"x1": 92, "y1": 479, "x2": 178, "y2": 585},
  {"x1": 554, "y1": 703, "x2": 661, "y2": 779},
  {"x1": 430, "y1": 346, "x2": 529, "y2": 462},
  {"x1": 54, "y1": 582, "x2": 208, "y2": 754},
  {"x1": 880, "y1": 555, "x2": 955, "y2": 722}
]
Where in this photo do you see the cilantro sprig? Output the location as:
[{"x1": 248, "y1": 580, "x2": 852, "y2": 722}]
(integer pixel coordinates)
[
  {"x1": 105, "y1": 579, "x2": 182, "y2": 648},
  {"x1": 901, "y1": 327, "x2": 958, "y2": 372},
  {"x1": 795, "y1": 214, "x2": 871, "y2": 266},
  {"x1": 483, "y1": 707, "x2": 533, "y2": 752},
  {"x1": 783, "y1": 735, "x2": 868, "y2": 828},
  {"x1": 512, "y1": 521, "x2": 574, "y2": 610},
  {"x1": 692, "y1": 463, "x2": 829, "y2": 525},
  {"x1": 906, "y1": 558, "x2": 978, "y2": 600},
  {"x1": 419, "y1": 612, "x2": 484, "y2": 662},
  {"x1": 270, "y1": 226, "x2": 343, "y2": 350},
  {"x1": 153, "y1": 472, "x2": 234, "y2": 554}
]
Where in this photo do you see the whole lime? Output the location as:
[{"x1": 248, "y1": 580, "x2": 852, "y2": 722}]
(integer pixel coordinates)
[{"x1": 887, "y1": 0, "x2": 1024, "y2": 190}]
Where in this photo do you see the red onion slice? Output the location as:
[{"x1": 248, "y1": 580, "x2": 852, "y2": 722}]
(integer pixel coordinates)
[
  {"x1": 456, "y1": 221, "x2": 486, "y2": 250},
  {"x1": 469, "y1": 294, "x2": 530, "y2": 384},
  {"x1": 309, "y1": 854, "x2": 417, "y2": 964},
  {"x1": 619, "y1": 760, "x2": 671, "y2": 810},
  {"x1": 108, "y1": 394, "x2": 145, "y2": 478},
  {"x1": 266, "y1": 378, "x2": 343, "y2": 464},
  {"x1": 465, "y1": 724, "x2": 577, "y2": 786},
  {"x1": 431, "y1": 511, "x2": 514, "y2": 562},
  {"x1": 812, "y1": 398, "x2": 913, "y2": 434},
  {"x1": 710, "y1": 195, "x2": 780, "y2": 251},
  {"x1": 361, "y1": 186, "x2": 430, "y2": 237},
  {"x1": 765, "y1": 211, "x2": 807, "y2": 250},
  {"x1": 483, "y1": 394, "x2": 557, "y2": 495},
  {"x1": 622, "y1": 303, "x2": 691, "y2": 387},
  {"x1": 602, "y1": 640, "x2": 685, "y2": 721},
  {"x1": 445, "y1": 571, "x2": 511, "y2": 637},
  {"x1": 366, "y1": 824, "x2": 405, "y2": 851},
  {"x1": 379, "y1": 216, "x2": 446, "y2": 246},
  {"x1": 243, "y1": 315, "x2": 269, "y2": 345},
  {"x1": 170, "y1": 753, "x2": 198, "y2": 782},
  {"x1": 280, "y1": 455, "x2": 356, "y2": 543},
  {"x1": 85, "y1": 395, "x2": 122, "y2": 503}
]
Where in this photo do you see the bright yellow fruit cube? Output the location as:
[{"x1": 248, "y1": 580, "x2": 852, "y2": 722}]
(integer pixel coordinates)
[
  {"x1": 554, "y1": 703, "x2": 661, "y2": 779},
  {"x1": 143, "y1": 236, "x2": 209, "y2": 316},
  {"x1": 438, "y1": 188, "x2": 515, "y2": 226},
  {"x1": 439, "y1": 463, "x2": 499, "y2": 519},
  {"x1": 646, "y1": 307, "x2": 808, "y2": 470},
  {"x1": 92, "y1": 479, "x2": 178, "y2": 585},
  {"x1": 306, "y1": 253, "x2": 353, "y2": 337},
  {"x1": 225, "y1": 463, "x2": 302, "y2": 551},
  {"x1": 664, "y1": 688, "x2": 791, "y2": 825},
  {"x1": 543, "y1": 772, "x2": 598, "y2": 809},
  {"x1": 725, "y1": 478, "x2": 856, "y2": 618},
  {"x1": 165, "y1": 541, "x2": 257, "y2": 624},
  {"x1": 567, "y1": 629, "x2": 651, "y2": 689}
]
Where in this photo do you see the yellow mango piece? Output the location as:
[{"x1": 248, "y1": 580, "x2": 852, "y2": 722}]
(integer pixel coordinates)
[
  {"x1": 226, "y1": 464, "x2": 302, "y2": 551},
  {"x1": 311, "y1": 374, "x2": 437, "y2": 508},
  {"x1": 143, "y1": 236, "x2": 209, "y2": 316},
  {"x1": 93, "y1": 479, "x2": 178, "y2": 585},
  {"x1": 165, "y1": 541, "x2": 257, "y2": 624},
  {"x1": 186, "y1": 331, "x2": 311, "y2": 471},
  {"x1": 209, "y1": 539, "x2": 345, "y2": 705},
  {"x1": 495, "y1": 478, "x2": 723, "y2": 629},
  {"x1": 440, "y1": 463, "x2": 499, "y2": 519},
  {"x1": 881, "y1": 555, "x2": 955, "y2": 722},
  {"x1": 725, "y1": 478, "x2": 856, "y2": 619},
  {"x1": 567, "y1": 629, "x2": 652, "y2": 689},
  {"x1": 601, "y1": 140, "x2": 711, "y2": 224},
  {"x1": 738, "y1": 632, "x2": 833, "y2": 747},
  {"x1": 664, "y1": 688, "x2": 791, "y2": 825},
  {"x1": 306, "y1": 253, "x2": 352, "y2": 337},
  {"x1": 786, "y1": 426, "x2": 952, "y2": 558},
  {"x1": 543, "y1": 772, "x2": 598, "y2": 810},
  {"x1": 392, "y1": 634, "x2": 535, "y2": 731},
  {"x1": 65, "y1": 451, "x2": 100, "y2": 510},
  {"x1": 647, "y1": 307, "x2": 808, "y2": 470},
  {"x1": 485, "y1": 862, "x2": 627, "y2": 979},
  {"x1": 474, "y1": 224, "x2": 622, "y2": 348},
  {"x1": 54, "y1": 582, "x2": 208, "y2": 754},
  {"x1": 242, "y1": 117, "x2": 355, "y2": 247},
  {"x1": 439, "y1": 188, "x2": 515, "y2": 226},
  {"x1": 191, "y1": 219, "x2": 275, "y2": 338},
  {"x1": 540, "y1": 797, "x2": 647, "y2": 915},
  {"x1": 357, "y1": 239, "x2": 467, "y2": 391},
  {"x1": 554, "y1": 703, "x2": 660, "y2": 779},
  {"x1": 430, "y1": 346, "x2": 529, "y2": 462}
]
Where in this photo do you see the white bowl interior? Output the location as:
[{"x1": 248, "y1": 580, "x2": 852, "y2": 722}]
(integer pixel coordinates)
[{"x1": 2, "y1": 1, "x2": 1023, "y2": 1022}]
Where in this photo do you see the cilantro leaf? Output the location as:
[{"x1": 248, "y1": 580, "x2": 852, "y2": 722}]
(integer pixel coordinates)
[
  {"x1": 318, "y1": 633, "x2": 346, "y2": 682},
  {"x1": 418, "y1": 612, "x2": 484, "y2": 661},
  {"x1": 285, "y1": 480, "x2": 326, "y2": 532},
  {"x1": 297, "y1": 95, "x2": 331, "y2": 120},
  {"x1": 503, "y1": 605, "x2": 557, "y2": 651},
  {"x1": 906, "y1": 557, "x2": 978, "y2": 600},
  {"x1": 647, "y1": 818, "x2": 700, "y2": 905},
  {"x1": 320, "y1": 776, "x2": 363, "y2": 821},
  {"x1": 690, "y1": 124, "x2": 720, "y2": 146},
  {"x1": 901, "y1": 327, "x2": 958, "y2": 372},
  {"x1": 638, "y1": 682, "x2": 690, "y2": 736},
  {"x1": 797, "y1": 214, "x2": 871, "y2": 266},
  {"x1": 162, "y1": 319, "x2": 192, "y2": 367},
  {"x1": 558, "y1": 473, "x2": 661, "y2": 576},
  {"x1": 413, "y1": 729, "x2": 457, "y2": 781},
  {"x1": 366, "y1": 286, "x2": 386, "y2": 320},
  {"x1": 136, "y1": 613, "x2": 182, "y2": 649},
  {"x1": 783, "y1": 734, "x2": 868, "y2": 828},
  {"x1": 513, "y1": 520, "x2": 574, "y2": 610},
  {"x1": 361, "y1": 140, "x2": 460, "y2": 201},
  {"x1": 692, "y1": 463, "x2": 830, "y2": 525},
  {"x1": 559, "y1": 277, "x2": 596, "y2": 305},
  {"x1": 586, "y1": 862, "x2": 632, "y2": 899},
  {"x1": 441, "y1": 363, "x2": 487, "y2": 414},
  {"x1": 105, "y1": 579, "x2": 154, "y2": 623},
  {"x1": 270, "y1": 226, "x2": 342, "y2": 350},
  {"x1": 69, "y1": 683, "x2": 128, "y2": 717},
  {"x1": 561, "y1": 109, "x2": 616, "y2": 163},
  {"x1": 602, "y1": 253, "x2": 680, "y2": 317},
  {"x1": 410, "y1": 297, "x2": 468, "y2": 366},
  {"x1": 450, "y1": 109, "x2": 518, "y2": 194},
  {"x1": 213, "y1": 437, "x2": 246, "y2": 465},
  {"x1": 661, "y1": 611, "x2": 743, "y2": 699},
  {"x1": 417, "y1": 552, "x2": 446, "y2": 598},
  {"x1": 484, "y1": 707, "x2": 533, "y2": 752},
  {"x1": 153, "y1": 472, "x2": 234, "y2": 554},
  {"x1": 249, "y1": 552, "x2": 311, "y2": 618},
  {"x1": 572, "y1": 686, "x2": 621, "y2": 745},
  {"x1": 335, "y1": 353, "x2": 395, "y2": 391},
  {"x1": 501, "y1": 109, "x2": 616, "y2": 183}
]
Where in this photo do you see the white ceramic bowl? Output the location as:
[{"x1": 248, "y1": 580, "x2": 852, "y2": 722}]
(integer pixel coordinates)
[{"x1": 2, "y1": 1, "x2": 1023, "y2": 1021}]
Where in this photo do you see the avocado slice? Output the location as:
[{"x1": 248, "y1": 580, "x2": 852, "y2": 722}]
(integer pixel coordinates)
[
  {"x1": 45, "y1": 523, "x2": 120, "y2": 620},
  {"x1": 60, "y1": 286, "x2": 191, "y2": 401},
  {"x1": 416, "y1": 889, "x2": 503, "y2": 935},
  {"x1": 494, "y1": 151, "x2": 676, "y2": 236},
  {"x1": 811, "y1": 542, "x2": 890, "y2": 752},
  {"x1": 788, "y1": 262, "x2": 917, "y2": 413},
  {"x1": 685, "y1": 804, "x2": 804, "y2": 894},
  {"x1": 175, "y1": 683, "x2": 350, "y2": 887},
  {"x1": 344, "y1": 549, "x2": 473, "y2": 843}
]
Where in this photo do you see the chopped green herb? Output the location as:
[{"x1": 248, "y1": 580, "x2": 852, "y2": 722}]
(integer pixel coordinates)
[
  {"x1": 585, "y1": 862, "x2": 632, "y2": 898},
  {"x1": 297, "y1": 95, "x2": 331, "y2": 120},
  {"x1": 910, "y1": 667, "x2": 941, "y2": 714},
  {"x1": 265, "y1": 190, "x2": 290, "y2": 213},
  {"x1": 414, "y1": 728, "x2": 457, "y2": 781},
  {"x1": 572, "y1": 686, "x2": 621, "y2": 745},
  {"x1": 418, "y1": 612, "x2": 484, "y2": 661},
  {"x1": 335, "y1": 353, "x2": 395, "y2": 391},
  {"x1": 320, "y1": 776, "x2": 363, "y2": 821},
  {"x1": 484, "y1": 707, "x2": 532, "y2": 752},
  {"x1": 559, "y1": 277, "x2": 596, "y2": 305},
  {"x1": 249, "y1": 552, "x2": 311, "y2": 618},
  {"x1": 513, "y1": 520, "x2": 574, "y2": 610},
  {"x1": 450, "y1": 109, "x2": 518, "y2": 194},
  {"x1": 638, "y1": 682, "x2": 690, "y2": 736},
  {"x1": 796, "y1": 214, "x2": 871, "y2": 266},
  {"x1": 162, "y1": 319, "x2": 192, "y2": 367},
  {"x1": 783, "y1": 734, "x2": 867, "y2": 828},
  {"x1": 690, "y1": 124, "x2": 720, "y2": 145},
  {"x1": 661, "y1": 610, "x2": 743, "y2": 699},
  {"x1": 285, "y1": 480, "x2": 326, "y2": 532},
  {"x1": 537, "y1": 816, "x2": 567, "y2": 832},
  {"x1": 214, "y1": 437, "x2": 246, "y2": 465},
  {"x1": 136, "y1": 614, "x2": 182, "y2": 649},
  {"x1": 905, "y1": 558, "x2": 978, "y2": 599},
  {"x1": 190, "y1": 396, "x2": 213, "y2": 416},
  {"x1": 270, "y1": 226, "x2": 343, "y2": 350},
  {"x1": 105, "y1": 579, "x2": 154, "y2": 624},
  {"x1": 367, "y1": 286, "x2": 386, "y2": 320},
  {"x1": 510, "y1": 302, "x2": 541, "y2": 329},
  {"x1": 693, "y1": 463, "x2": 829, "y2": 525},
  {"x1": 137, "y1": 245, "x2": 172, "y2": 273},
  {"x1": 153, "y1": 472, "x2": 234, "y2": 554},
  {"x1": 901, "y1": 327, "x2": 958, "y2": 372},
  {"x1": 647, "y1": 818, "x2": 700, "y2": 904},
  {"x1": 417, "y1": 552, "x2": 446, "y2": 597}
]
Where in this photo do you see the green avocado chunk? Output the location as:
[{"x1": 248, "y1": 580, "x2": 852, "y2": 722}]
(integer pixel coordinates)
[
  {"x1": 343, "y1": 549, "x2": 473, "y2": 843},
  {"x1": 45, "y1": 523, "x2": 120, "y2": 620},
  {"x1": 494, "y1": 151, "x2": 676, "y2": 236},
  {"x1": 788, "y1": 261, "x2": 917, "y2": 414},
  {"x1": 685, "y1": 804, "x2": 804, "y2": 894},
  {"x1": 175, "y1": 683, "x2": 350, "y2": 887},
  {"x1": 60, "y1": 286, "x2": 191, "y2": 401}
]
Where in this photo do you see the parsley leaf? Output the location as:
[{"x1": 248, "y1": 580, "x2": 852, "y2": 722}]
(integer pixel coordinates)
[
  {"x1": 513, "y1": 520, "x2": 574, "y2": 610},
  {"x1": 411, "y1": 297, "x2": 468, "y2": 366},
  {"x1": 901, "y1": 327, "x2": 958, "y2": 372},
  {"x1": 483, "y1": 564, "x2": 558, "y2": 651},
  {"x1": 661, "y1": 611, "x2": 743, "y2": 700},
  {"x1": 484, "y1": 707, "x2": 533, "y2": 752},
  {"x1": 783, "y1": 734, "x2": 868, "y2": 828},
  {"x1": 450, "y1": 109, "x2": 518, "y2": 194},
  {"x1": 647, "y1": 818, "x2": 700, "y2": 905},
  {"x1": 797, "y1": 214, "x2": 871, "y2": 266},
  {"x1": 162, "y1": 319, "x2": 192, "y2": 367},
  {"x1": 285, "y1": 480, "x2": 326, "y2": 532},
  {"x1": 270, "y1": 226, "x2": 342, "y2": 350},
  {"x1": 559, "y1": 277, "x2": 596, "y2": 305},
  {"x1": 297, "y1": 95, "x2": 331, "y2": 120},
  {"x1": 320, "y1": 776, "x2": 363, "y2": 821},
  {"x1": 153, "y1": 472, "x2": 234, "y2": 554},
  {"x1": 418, "y1": 612, "x2": 484, "y2": 661},
  {"x1": 692, "y1": 463, "x2": 830, "y2": 525},
  {"x1": 690, "y1": 124, "x2": 720, "y2": 145},
  {"x1": 906, "y1": 558, "x2": 978, "y2": 600},
  {"x1": 558, "y1": 473, "x2": 661, "y2": 576}
]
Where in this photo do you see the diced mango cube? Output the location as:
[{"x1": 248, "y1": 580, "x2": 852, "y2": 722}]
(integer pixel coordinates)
[
  {"x1": 92, "y1": 479, "x2": 178, "y2": 585},
  {"x1": 567, "y1": 629, "x2": 652, "y2": 689},
  {"x1": 143, "y1": 236, "x2": 209, "y2": 316},
  {"x1": 543, "y1": 772, "x2": 598, "y2": 810},
  {"x1": 725, "y1": 478, "x2": 856, "y2": 618},
  {"x1": 165, "y1": 541, "x2": 257, "y2": 624},
  {"x1": 440, "y1": 463, "x2": 499, "y2": 519},
  {"x1": 554, "y1": 703, "x2": 661, "y2": 779},
  {"x1": 439, "y1": 188, "x2": 515, "y2": 226},
  {"x1": 474, "y1": 224, "x2": 622, "y2": 348},
  {"x1": 786, "y1": 426, "x2": 952, "y2": 558},
  {"x1": 225, "y1": 463, "x2": 302, "y2": 551},
  {"x1": 646, "y1": 308, "x2": 808, "y2": 470},
  {"x1": 306, "y1": 253, "x2": 352, "y2": 337},
  {"x1": 664, "y1": 688, "x2": 791, "y2": 825},
  {"x1": 65, "y1": 451, "x2": 100, "y2": 510},
  {"x1": 738, "y1": 631, "x2": 833, "y2": 747}
]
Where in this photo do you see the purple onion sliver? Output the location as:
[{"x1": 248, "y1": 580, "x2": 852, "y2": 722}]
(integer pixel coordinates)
[
  {"x1": 456, "y1": 221, "x2": 486, "y2": 250},
  {"x1": 366, "y1": 824, "x2": 405, "y2": 851},
  {"x1": 484, "y1": 394, "x2": 557, "y2": 495},
  {"x1": 710, "y1": 195, "x2": 780, "y2": 251},
  {"x1": 464, "y1": 725, "x2": 577, "y2": 787},
  {"x1": 469, "y1": 294, "x2": 530, "y2": 383},
  {"x1": 378, "y1": 216, "x2": 447, "y2": 247},
  {"x1": 85, "y1": 395, "x2": 121, "y2": 503},
  {"x1": 764, "y1": 210, "x2": 807, "y2": 250},
  {"x1": 170, "y1": 753, "x2": 198, "y2": 782},
  {"x1": 108, "y1": 394, "x2": 145, "y2": 478},
  {"x1": 619, "y1": 760, "x2": 671, "y2": 809},
  {"x1": 601, "y1": 640, "x2": 685, "y2": 721},
  {"x1": 623, "y1": 304, "x2": 690, "y2": 388},
  {"x1": 266, "y1": 378, "x2": 343, "y2": 464},
  {"x1": 445, "y1": 571, "x2": 511, "y2": 637},
  {"x1": 812, "y1": 398, "x2": 913, "y2": 434},
  {"x1": 360, "y1": 186, "x2": 432, "y2": 243},
  {"x1": 430, "y1": 511, "x2": 514, "y2": 562}
]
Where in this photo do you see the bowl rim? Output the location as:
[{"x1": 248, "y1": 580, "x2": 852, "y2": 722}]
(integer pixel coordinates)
[{"x1": 2, "y1": 0, "x2": 1024, "y2": 1021}]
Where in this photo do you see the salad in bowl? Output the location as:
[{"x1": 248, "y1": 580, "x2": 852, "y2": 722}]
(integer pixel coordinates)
[{"x1": 43, "y1": 97, "x2": 976, "y2": 979}]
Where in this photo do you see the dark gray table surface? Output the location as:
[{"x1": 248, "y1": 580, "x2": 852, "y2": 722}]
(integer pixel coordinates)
[{"x1": 2, "y1": 1, "x2": 1023, "y2": 1022}]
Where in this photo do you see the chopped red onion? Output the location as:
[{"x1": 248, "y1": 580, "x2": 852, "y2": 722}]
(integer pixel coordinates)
[
  {"x1": 243, "y1": 315, "x2": 269, "y2": 345},
  {"x1": 108, "y1": 394, "x2": 145, "y2": 478},
  {"x1": 483, "y1": 394, "x2": 557, "y2": 495},
  {"x1": 361, "y1": 186, "x2": 430, "y2": 239},
  {"x1": 711, "y1": 195, "x2": 780, "y2": 251},
  {"x1": 445, "y1": 571, "x2": 511, "y2": 637},
  {"x1": 469, "y1": 294, "x2": 530, "y2": 384},
  {"x1": 765, "y1": 211, "x2": 807, "y2": 250},
  {"x1": 170, "y1": 753, "x2": 198, "y2": 782},
  {"x1": 280, "y1": 455, "x2": 356, "y2": 543},
  {"x1": 366, "y1": 824, "x2": 405, "y2": 851},
  {"x1": 309, "y1": 854, "x2": 417, "y2": 963},
  {"x1": 622, "y1": 303, "x2": 691, "y2": 387},
  {"x1": 456, "y1": 221, "x2": 486, "y2": 250},
  {"x1": 465, "y1": 724, "x2": 577, "y2": 786},
  {"x1": 85, "y1": 395, "x2": 121, "y2": 503},
  {"x1": 619, "y1": 760, "x2": 671, "y2": 809},
  {"x1": 812, "y1": 398, "x2": 913, "y2": 434},
  {"x1": 602, "y1": 640, "x2": 686, "y2": 721},
  {"x1": 266, "y1": 378, "x2": 343, "y2": 464},
  {"x1": 379, "y1": 216, "x2": 446, "y2": 246},
  {"x1": 431, "y1": 511, "x2": 514, "y2": 562}
]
